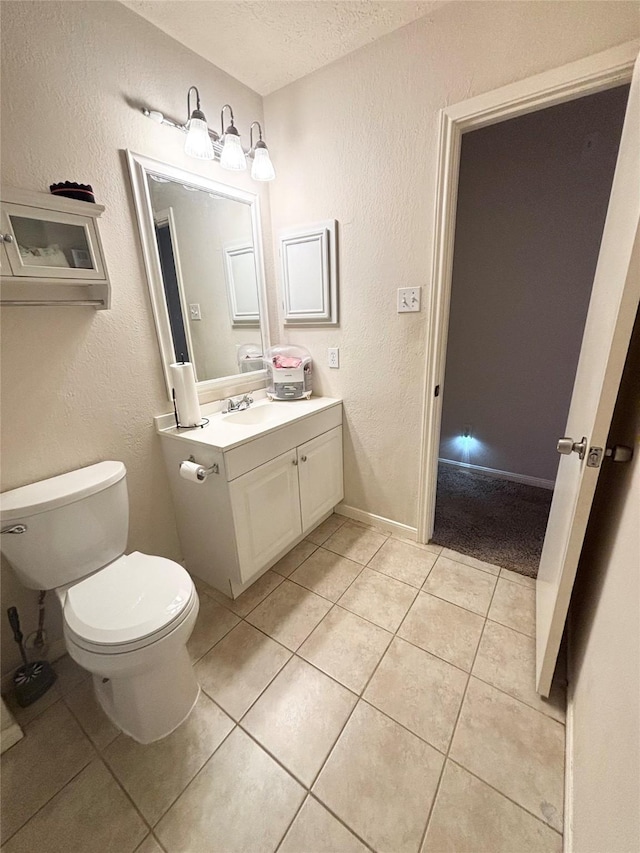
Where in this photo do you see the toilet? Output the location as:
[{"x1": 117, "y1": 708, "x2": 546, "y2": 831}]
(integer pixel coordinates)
[{"x1": 0, "y1": 461, "x2": 200, "y2": 744}]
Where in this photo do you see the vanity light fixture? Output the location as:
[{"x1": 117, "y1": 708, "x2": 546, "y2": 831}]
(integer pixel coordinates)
[
  {"x1": 249, "y1": 122, "x2": 276, "y2": 182},
  {"x1": 140, "y1": 87, "x2": 275, "y2": 181},
  {"x1": 219, "y1": 104, "x2": 247, "y2": 172},
  {"x1": 184, "y1": 86, "x2": 214, "y2": 160}
]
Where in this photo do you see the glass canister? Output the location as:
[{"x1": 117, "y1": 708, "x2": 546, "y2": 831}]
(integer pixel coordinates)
[{"x1": 265, "y1": 345, "x2": 313, "y2": 400}]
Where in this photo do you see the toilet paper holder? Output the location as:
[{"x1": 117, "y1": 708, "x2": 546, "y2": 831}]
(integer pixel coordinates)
[{"x1": 185, "y1": 455, "x2": 219, "y2": 480}]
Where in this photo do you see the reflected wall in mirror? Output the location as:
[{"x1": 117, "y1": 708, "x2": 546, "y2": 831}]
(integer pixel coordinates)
[{"x1": 127, "y1": 151, "x2": 270, "y2": 398}]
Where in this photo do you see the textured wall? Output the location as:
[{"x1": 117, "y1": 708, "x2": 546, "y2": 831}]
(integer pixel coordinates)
[
  {"x1": 0, "y1": 0, "x2": 272, "y2": 679},
  {"x1": 264, "y1": 1, "x2": 640, "y2": 525},
  {"x1": 440, "y1": 86, "x2": 629, "y2": 482}
]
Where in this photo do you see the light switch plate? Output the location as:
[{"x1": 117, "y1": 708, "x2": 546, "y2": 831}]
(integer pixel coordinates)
[
  {"x1": 189, "y1": 303, "x2": 202, "y2": 320},
  {"x1": 397, "y1": 287, "x2": 421, "y2": 313}
]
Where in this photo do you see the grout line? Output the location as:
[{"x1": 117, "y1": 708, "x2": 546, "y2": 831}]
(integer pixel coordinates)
[
  {"x1": 284, "y1": 554, "x2": 368, "y2": 604},
  {"x1": 417, "y1": 585, "x2": 493, "y2": 619},
  {"x1": 273, "y1": 792, "x2": 310, "y2": 853},
  {"x1": 446, "y1": 756, "x2": 564, "y2": 837},
  {"x1": 0, "y1": 756, "x2": 93, "y2": 846},
  {"x1": 309, "y1": 791, "x2": 379, "y2": 852},
  {"x1": 74, "y1": 712, "x2": 157, "y2": 837},
  {"x1": 145, "y1": 722, "x2": 238, "y2": 832},
  {"x1": 416, "y1": 579, "x2": 500, "y2": 851},
  {"x1": 469, "y1": 671, "x2": 566, "y2": 726},
  {"x1": 150, "y1": 831, "x2": 168, "y2": 852},
  {"x1": 485, "y1": 613, "x2": 536, "y2": 640}
]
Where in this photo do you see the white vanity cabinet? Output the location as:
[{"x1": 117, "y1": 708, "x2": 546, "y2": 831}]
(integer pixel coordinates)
[
  {"x1": 0, "y1": 187, "x2": 111, "y2": 308},
  {"x1": 230, "y1": 425, "x2": 343, "y2": 582},
  {"x1": 158, "y1": 398, "x2": 343, "y2": 597}
]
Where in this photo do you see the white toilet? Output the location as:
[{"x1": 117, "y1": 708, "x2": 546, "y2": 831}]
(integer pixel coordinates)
[{"x1": 0, "y1": 461, "x2": 200, "y2": 744}]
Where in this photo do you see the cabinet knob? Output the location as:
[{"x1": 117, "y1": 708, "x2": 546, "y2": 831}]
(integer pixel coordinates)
[
  {"x1": 292, "y1": 458, "x2": 298, "y2": 466},
  {"x1": 1, "y1": 234, "x2": 14, "y2": 243},
  {"x1": 301, "y1": 455, "x2": 307, "y2": 462}
]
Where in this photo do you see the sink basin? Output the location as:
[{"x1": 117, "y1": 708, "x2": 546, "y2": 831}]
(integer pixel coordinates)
[{"x1": 223, "y1": 406, "x2": 280, "y2": 426}]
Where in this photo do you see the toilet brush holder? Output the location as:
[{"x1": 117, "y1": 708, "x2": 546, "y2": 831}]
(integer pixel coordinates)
[{"x1": 7, "y1": 607, "x2": 57, "y2": 707}]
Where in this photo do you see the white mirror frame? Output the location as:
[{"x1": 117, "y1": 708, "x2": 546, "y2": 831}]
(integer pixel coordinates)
[{"x1": 126, "y1": 150, "x2": 271, "y2": 400}]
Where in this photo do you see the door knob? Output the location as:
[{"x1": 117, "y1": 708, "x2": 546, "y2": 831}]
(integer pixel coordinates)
[
  {"x1": 606, "y1": 445, "x2": 633, "y2": 463},
  {"x1": 557, "y1": 436, "x2": 587, "y2": 460}
]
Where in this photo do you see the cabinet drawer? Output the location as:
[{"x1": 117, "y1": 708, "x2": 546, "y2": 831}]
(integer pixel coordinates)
[{"x1": 224, "y1": 403, "x2": 342, "y2": 480}]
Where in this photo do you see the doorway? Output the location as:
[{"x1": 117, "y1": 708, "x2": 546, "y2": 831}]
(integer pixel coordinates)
[
  {"x1": 431, "y1": 85, "x2": 630, "y2": 576},
  {"x1": 417, "y1": 43, "x2": 638, "y2": 555}
]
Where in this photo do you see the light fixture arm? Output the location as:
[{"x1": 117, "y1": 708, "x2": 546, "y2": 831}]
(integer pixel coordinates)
[
  {"x1": 220, "y1": 104, "x2": 238, "y2": 136},
  {"x1": 250, "y1": 121, "x2": 264, "y2": 150},
  {"x1": 187, "y1": 85, "x2": 201, "y2": 117}
]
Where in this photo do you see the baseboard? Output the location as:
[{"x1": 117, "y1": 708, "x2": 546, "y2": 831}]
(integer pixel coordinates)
[
  {"x1": 438, "y1": 458, "x2": 555, "y2": 490},
  {"x1": 564, "y1": 691, "x2": 574, "y2": 852},
  {"x1": 0, "y1": 636, "x2": 67, "y2": 695},
  {"x1": 335, "y1": 504, "x2": 418, "y2": 539}
]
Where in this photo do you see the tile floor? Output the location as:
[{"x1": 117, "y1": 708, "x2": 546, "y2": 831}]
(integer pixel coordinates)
[{"x1": 1, "y1": 514, "x2": 566, "y2": 853}]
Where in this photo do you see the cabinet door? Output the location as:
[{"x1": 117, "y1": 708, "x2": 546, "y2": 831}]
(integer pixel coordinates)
[
  {"x1": 1, "y1": 203, "x2": 106, "y2": 280},
  {"x1": 298, "y1": 426, "x2": 344, "y2": 532},
  {"x1": 229, "y1": 450, "x2": 302, "y2": 583}
]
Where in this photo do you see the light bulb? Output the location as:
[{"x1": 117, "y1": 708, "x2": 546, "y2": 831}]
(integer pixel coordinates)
[
  {"x1": 184, "y1": 116, "x2": 214, "y2": 160},
  {"x1": 220, "y1": 132, "x2": 247, "y2": 171},
  {"x1": 251, "y1": 146, "x2": 276, "y2": 181}
]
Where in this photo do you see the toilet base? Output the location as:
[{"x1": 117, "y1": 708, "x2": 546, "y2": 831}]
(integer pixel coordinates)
[{"x1": 93, "y1": 646, "x2": 200, "y2": 744}]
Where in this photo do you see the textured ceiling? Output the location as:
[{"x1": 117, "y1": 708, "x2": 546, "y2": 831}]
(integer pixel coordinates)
[{"x1": 122, "y1": 1, "x2": 443, "y2": 95}]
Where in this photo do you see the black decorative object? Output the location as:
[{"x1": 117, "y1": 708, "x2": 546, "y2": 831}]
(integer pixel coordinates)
[{"x1": 49, "y1": 181, "x2": 96, "y2": 203}]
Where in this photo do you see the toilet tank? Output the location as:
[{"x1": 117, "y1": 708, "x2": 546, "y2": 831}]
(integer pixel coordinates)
[{"x1": 0, "y1": 461, "x2": 129, "y2": 590}]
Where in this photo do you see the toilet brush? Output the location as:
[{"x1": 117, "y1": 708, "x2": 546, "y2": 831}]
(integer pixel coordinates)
[{"x1": 7, "y1": 606, "x2": 57, "y2": 707}]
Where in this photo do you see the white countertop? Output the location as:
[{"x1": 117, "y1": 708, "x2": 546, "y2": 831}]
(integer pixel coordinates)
[{"x1": 155, "y1": 395, "x2": 342, "y2": 452}]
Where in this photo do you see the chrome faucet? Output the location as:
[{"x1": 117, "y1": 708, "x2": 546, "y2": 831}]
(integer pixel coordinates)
[{"x1": 222, "y1": 394, "x2": 253, "y2": 413}]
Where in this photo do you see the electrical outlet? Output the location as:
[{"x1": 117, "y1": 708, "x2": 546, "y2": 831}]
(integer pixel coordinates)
[
  {"x1": 397, "y1": 287, "x2": 422, "y2": 313},
  {"x1": 328, "y1": 347, "x2": 340, "y2": 368},
  {"x1": 189, "y1": 303, "x2": 202, "y2": 320}
]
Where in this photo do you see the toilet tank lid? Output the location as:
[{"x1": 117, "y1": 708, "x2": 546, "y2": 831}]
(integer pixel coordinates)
[{"x1": 0, "y1": 461, "x2": 126, "y2": 522}]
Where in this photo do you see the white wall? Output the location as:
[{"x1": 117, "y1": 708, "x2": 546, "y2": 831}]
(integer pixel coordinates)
[
  {"x1": 264, "y1": 0, "x2": 640, "y2": 526},
  {"x1": 0, "y1": 0, "x2": 273, "y2": 680},
  {"x1": 568, "y1": 311, "x2": 640, "y2": 852},
  {"x1": 439, "y1": 86, "x2": 629, "y2": 482}
]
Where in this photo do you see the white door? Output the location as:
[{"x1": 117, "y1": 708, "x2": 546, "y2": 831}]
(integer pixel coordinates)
[
  {"x1": 536, "y1": 56, "x2": 640, "y2": 696},
  {"x1": 298, "y1": 426, "x2": 344, "y2": 532},
  {"x1": 229, "y1": 450, "x2": 302, "y2": 583}
]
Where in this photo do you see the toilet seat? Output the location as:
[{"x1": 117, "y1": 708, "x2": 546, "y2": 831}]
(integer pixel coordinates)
[{"x1": 63, "y1": 551, "x2": 196, "y2": 654}]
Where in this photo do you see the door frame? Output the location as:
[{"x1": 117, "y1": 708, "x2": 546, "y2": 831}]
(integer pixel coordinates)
[
  {"x1": 154, "y1": 207, "x2": 197, "y2": 379},
  {"x1": 417, "y1": 39, "x2": 639, "y2": 544}
]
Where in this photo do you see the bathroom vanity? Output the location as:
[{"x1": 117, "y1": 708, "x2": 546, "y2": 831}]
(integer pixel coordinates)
[{"x1": 156, "y1": 396, "x2": 343, "y2": 597}]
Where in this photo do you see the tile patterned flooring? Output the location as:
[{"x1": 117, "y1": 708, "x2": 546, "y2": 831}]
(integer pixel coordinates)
[{"x1": 1, "y1": 515, "x2": 565, "y2": 853}]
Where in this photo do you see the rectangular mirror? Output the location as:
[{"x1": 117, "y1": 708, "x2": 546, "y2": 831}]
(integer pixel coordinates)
[{"x1": 126, "y1": 151, "x2": 270, "y2": 398}]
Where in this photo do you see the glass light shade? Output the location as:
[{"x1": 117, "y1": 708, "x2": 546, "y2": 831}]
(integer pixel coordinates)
[
  {"x1": 251, "y1": 146, "x2": 276, "y2": 181},
  {"x1": 184, "y1": 117, "x2": 214, "y2": 160},
  {"x1": 220, "y1": 133, "x2": 247, "y2": 171}
]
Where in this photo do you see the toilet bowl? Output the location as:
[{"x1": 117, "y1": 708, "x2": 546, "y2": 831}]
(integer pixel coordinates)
[{"x1": 0, "y1": 461, "x2": 200, "y2": 744}]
